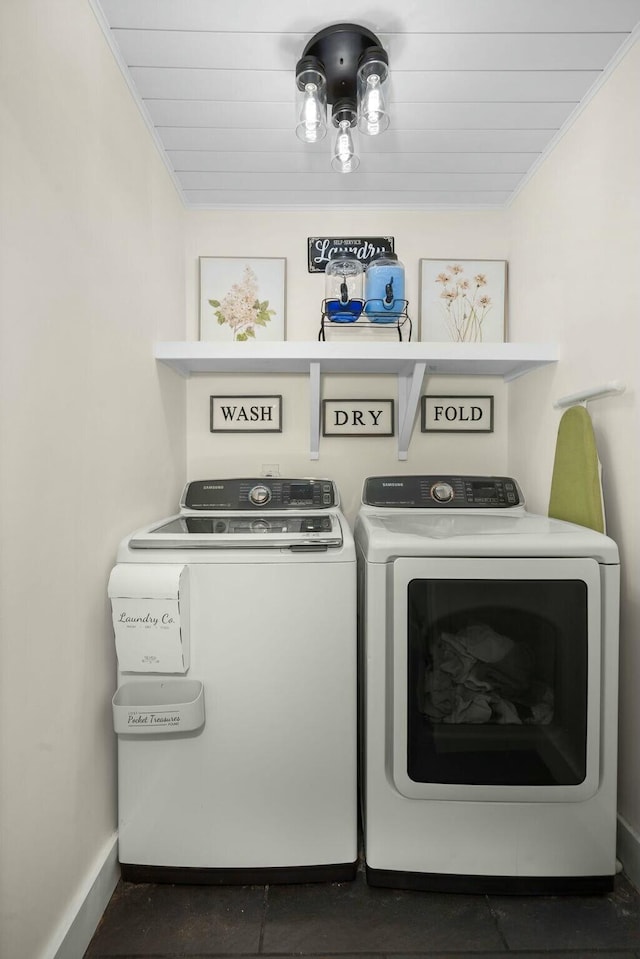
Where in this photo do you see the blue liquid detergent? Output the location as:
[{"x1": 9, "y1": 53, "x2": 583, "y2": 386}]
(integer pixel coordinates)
[
  {"x1": 326, "y1": 298, "x2": 364, "y2": 322},
  {"x1": 364, "y1": 253, "x2": 405, "y2": 322}
]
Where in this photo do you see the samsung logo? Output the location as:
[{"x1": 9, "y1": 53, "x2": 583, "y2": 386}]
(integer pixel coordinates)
[
  {"x1": 203, "y1": 484, "x2": 224, "y2": 490},
  {"x1": 382, "y1": 482, "x2": 403, "y2": 487}
]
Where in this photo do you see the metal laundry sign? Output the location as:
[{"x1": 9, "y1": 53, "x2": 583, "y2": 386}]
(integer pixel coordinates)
[{"x1": 307, "y1": 236, "x2": 394, "y2": 272}]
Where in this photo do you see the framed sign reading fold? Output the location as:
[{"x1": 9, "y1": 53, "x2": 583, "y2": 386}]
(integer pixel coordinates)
[{"x1": 421, "y1": 395, "x2": 494, "y2": 433}]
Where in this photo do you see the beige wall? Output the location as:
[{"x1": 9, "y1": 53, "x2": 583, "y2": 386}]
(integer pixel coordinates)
[
  {"x1": 185, "y1": 211, "x2": 510, "y2": 521},
  {"x1": 508, "y1": 39, "x2": 640, "y2": 842},
  {"x1": 0, "y1": 2, "x2": 186, "y2": 957},
  {"x1": 2, "y1": 2, "x2": 639, "y2": 955}
]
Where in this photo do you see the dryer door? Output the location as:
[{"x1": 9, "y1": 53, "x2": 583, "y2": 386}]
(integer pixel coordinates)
[{"x1": 390, "y1": 556, "x2": 601, "y2": 802}]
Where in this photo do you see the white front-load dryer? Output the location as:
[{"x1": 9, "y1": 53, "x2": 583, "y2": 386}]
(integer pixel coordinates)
[
  {"x1": 354, "y1": 474, "x2": 620, "y2": 894},
  {"x1": 109, "y1": 477, "x2": 357, "y2": 884}
]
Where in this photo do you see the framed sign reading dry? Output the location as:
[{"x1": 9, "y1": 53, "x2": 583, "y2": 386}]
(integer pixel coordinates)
[{"x1": 322, "y1": 399, "x2": 394, "y2": 437}]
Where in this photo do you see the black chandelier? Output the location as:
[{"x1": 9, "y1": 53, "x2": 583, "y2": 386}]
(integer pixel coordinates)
[{"x1": 295, "y1": 23, "x2": 390, "y2": 173}]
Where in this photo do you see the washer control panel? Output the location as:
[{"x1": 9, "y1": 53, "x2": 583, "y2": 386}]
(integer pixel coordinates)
[
  {"x1": 362, "y1": 475, "x2": 523, "y2": 509},
  {"x1": 182, "y1": 478, "x2": 338, "y2": 510}
]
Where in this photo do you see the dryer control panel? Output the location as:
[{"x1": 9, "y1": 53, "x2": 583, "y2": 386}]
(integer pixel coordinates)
[
  {"x1": 182, "y1": 478, "x2": 338, "y2": 510},
  {"x1": 363, "y1": 475, "x2": 523, "y2": 508}
]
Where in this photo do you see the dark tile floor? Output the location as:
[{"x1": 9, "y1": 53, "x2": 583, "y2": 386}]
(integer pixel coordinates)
[{"x1": 85, "y1": 863, "x2": 640, "y2": 959}]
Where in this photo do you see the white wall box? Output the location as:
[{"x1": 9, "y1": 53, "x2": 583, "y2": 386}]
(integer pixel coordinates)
[
  {"x1": 112, "y1": 680, "x2": 205, "y2": 735},
  {"x1": 155, "y1": 341, "x2": 558, "y2": 460}
]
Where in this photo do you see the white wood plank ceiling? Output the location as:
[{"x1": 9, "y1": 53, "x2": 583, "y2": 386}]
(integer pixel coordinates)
[{"x1": 91, "y1": 0, "x2": 640, "y2": 209}]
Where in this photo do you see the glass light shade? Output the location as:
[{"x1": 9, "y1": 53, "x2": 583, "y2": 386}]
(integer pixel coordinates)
[
  {"x1": 357, "y1": 55, "x2": 390, "y2": 135},
  {"x1": 331, "y1": 120, "x2": 360, "y2": 174},
  {"x1": 295, "y1": 64, "x2": 327, "y2": 143}
]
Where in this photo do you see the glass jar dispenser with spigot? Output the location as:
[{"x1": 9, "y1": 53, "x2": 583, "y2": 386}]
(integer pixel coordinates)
[
  {"x1": 364, "y1": 252, "x2": 406, "y2": 321},
  {"x1": 324, "y1": 256, "x2": 364, "y2": 322}
]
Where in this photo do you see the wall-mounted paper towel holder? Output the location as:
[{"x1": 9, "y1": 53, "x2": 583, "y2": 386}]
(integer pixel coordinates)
[{"x1": 108, "y1": 564, "x2": 190, "y2": 674}]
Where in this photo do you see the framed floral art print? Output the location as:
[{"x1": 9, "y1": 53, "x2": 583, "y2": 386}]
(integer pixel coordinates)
[
  {"x1": 200, "y1": 257, "x2": 286, "y2": 342},
  {"x1": 419, "y1": 259, "x2": 507, "y2": 343}
]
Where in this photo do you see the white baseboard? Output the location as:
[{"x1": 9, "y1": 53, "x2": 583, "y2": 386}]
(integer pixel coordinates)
[
  {"x1": 617, "y1": 814, "x2": 640, "y2": 892},
  {"x1": 42, "y1": 833, "x2": 120, "y2": 959}
]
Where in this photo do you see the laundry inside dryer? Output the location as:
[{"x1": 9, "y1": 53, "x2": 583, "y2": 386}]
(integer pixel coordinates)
[{"x1": 407, "y1": 578, "x2": 588, "y2": 786}]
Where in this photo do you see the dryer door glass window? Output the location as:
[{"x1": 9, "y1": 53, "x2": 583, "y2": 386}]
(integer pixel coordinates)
[{"x1": 406, "y1": 578, "x2": 588, "y2": 787}]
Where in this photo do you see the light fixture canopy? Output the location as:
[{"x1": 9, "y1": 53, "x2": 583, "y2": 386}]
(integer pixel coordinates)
[{"x1": 295, "y1": 23, "x2": 390, "y2": 172}]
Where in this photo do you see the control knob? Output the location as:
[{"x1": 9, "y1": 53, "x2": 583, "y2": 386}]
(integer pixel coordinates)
[
  {"x1": 251, "y1": 519, "x2": 271, "y2": 533},
  {"x1": 249, "y1": 484, "x2": 271, "y2": 506},
  {"x1": 431, "y1": 482, "x2": 454, "y2": 504}
]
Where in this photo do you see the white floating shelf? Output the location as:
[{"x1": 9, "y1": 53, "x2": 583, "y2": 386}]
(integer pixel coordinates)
[
  {"x1": 155, "y1": 341, "x2": 558, "y2": 460},
  {"x1": 155, "y1": 340, "x2": 558, "y2": 381}
]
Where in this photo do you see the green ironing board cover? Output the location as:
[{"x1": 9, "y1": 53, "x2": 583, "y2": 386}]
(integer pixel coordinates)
[{"x1": 548, "y1": 405, "x2": 605, "y2": 533}]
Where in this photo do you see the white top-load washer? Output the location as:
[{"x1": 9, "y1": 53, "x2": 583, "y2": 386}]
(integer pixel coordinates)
[
  {"x1": 355, "y1": 474, "x2": 620, "y2": 894},
  {"x1": 109, "y1": 477, "x2": 357, "y2": 884}
]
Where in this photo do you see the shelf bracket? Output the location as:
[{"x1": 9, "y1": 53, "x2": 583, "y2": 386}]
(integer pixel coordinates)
[
  {"x1": 309, "y1": 361, "x2": 321, "y2": 460},
  {"x1": 397, "y1": 362, "x2": 426, "y2": 460}
]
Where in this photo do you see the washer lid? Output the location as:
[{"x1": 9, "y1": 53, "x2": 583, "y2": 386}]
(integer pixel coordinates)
[{"x1": 129, "y1": 512, "x2": 344, "y2": 550}]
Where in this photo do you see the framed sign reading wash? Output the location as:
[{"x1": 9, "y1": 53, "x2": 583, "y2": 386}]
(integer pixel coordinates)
[{"x1": 210, "y1": 396, "x2": 283, "y2": 433}]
